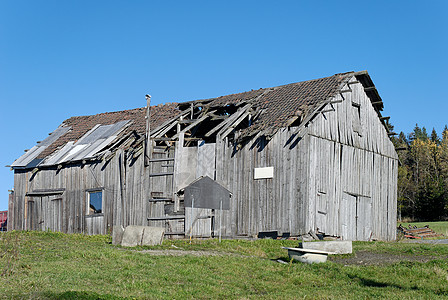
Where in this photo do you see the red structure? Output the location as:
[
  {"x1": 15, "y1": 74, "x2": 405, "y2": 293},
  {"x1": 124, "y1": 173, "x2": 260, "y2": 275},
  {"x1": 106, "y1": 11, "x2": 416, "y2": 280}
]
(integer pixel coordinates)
[{"x1": 0, "y1": 211, "x2": 7, "y2": 231}]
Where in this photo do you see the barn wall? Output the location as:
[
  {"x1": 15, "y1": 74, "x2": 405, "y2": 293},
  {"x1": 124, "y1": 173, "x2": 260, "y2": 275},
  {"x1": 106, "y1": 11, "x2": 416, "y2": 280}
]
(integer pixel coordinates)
[
  {"x1": 215, "y1": 127, "x2": 310, "y2": 238},
  {"x1": 306, "y1": 78, "x2": 398, "y2": 240},
  {"x1": 11, "y1": 77, "x2": 398, "y2": 241},
  {"x1": 211, "y1": 78, "x2": 398, "y2": 240},
  {"x1": 11, "y1": 148, "x2": 148, "y2": 234}
]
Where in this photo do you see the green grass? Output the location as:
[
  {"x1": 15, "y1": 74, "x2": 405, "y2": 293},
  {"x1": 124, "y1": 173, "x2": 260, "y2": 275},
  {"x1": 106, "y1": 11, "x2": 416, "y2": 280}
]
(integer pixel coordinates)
[
  {"x1": 399, "y1": 221, "x2": 448, "y2": 236},
  {"x1": 0, "y1": 231, "x2": 448, "y2": 299}
]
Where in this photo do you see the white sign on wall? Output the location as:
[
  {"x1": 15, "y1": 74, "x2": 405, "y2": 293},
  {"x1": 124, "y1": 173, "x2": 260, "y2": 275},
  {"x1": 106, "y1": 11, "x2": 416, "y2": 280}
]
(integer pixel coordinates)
[{"x1": 254, "y1": 167, "x2": 274, "y2": 179}]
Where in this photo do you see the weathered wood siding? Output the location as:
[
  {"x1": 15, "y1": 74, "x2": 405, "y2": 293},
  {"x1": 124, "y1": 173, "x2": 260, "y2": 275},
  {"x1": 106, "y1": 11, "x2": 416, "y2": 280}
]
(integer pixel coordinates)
[
  {"x1": 215, "y1": 128, "x2": 310, "y2": 238},
  {"x1": 306, "y1": 79, "x2": 398, "y2": 240},
  {"x1": 212, "y1": 77, "x2": 397, "y2": 240},
  {"x1": 11, "y1": 147, "x2": 149, "y2": 234}
]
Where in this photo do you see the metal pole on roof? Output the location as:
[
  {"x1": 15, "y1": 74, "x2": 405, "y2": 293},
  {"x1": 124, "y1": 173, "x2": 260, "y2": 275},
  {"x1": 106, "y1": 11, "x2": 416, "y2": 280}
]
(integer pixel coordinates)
[{"x1": 144, "y1": 94, "x2": 151, "y2": 166}]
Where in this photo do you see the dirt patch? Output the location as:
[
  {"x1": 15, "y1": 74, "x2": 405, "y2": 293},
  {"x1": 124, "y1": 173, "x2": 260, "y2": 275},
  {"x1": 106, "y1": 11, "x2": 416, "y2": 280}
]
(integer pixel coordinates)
[{"x1": 329, "y1": 250, "x2": 444, "y2": 266}]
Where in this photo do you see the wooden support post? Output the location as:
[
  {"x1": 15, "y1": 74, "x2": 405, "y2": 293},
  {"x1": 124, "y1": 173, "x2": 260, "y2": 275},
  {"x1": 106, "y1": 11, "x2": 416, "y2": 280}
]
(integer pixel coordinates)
[
  {"x1": 219, "y1": 198, "x2": 222, "y2": 243},
  {"x1": 190, "y1": 196, "x2": 194, "y2": 244}
]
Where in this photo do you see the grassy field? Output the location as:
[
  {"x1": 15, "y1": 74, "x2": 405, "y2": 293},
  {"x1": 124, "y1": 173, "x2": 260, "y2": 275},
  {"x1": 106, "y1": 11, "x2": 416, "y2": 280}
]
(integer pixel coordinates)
[
  {"x1": 398, "y1": 221, "x2": 448, "y2": 236},
  {"x1": 1, "y1": 231, "x2": 448, "y2": 299}
]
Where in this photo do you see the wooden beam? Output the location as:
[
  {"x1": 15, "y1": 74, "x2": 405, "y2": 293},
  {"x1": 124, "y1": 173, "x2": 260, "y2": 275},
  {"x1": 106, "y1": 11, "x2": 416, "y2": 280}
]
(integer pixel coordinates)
[
  {"x1": 364, "y1": 86, "x2": 376, "y2": 92},
  {"x1": 171, "y1": 110, "x2": 216, "y2": 139},
  {"x1": 380, "y1": 116, "x2": 390, "y2": 121},
  {"x1": 179, "y1": 119, "x2": 197, "y2": 124},
  {"x1": 387, "y1": 132, "x2": 397, "y2": 136},
  {"x1": 152, "y1": 137, "x2": 177, "y2": 142},
  {"x1": 219, "y1": 110, "x2": 252, "y2": 139},
  {"x1": 149, "y1": 172, "x2": 174, "y2": 177},
  {"x1": 151, "y1": 111, "x2": 189, "y2": 137},
  {"x1": 26, "y1": 188, "x2": 65, "y2": 196},
  {"x1": 148, "y1": 158, "x2": 174, "y2": 162},
  {"x1": 371, "y1": 101, "x2": 383, "y2": 106},
  {"x1": 149, "y1": 198, "x2": 173, "y2": 202},
  {"x1": 210, "y1": 114, "x2": 230, "y2": 120},
  {"x1": 147, "y1": 215, "x2": 185, "y2": 220},
  {"x1": 153, "y1": 121, "x2": 179, "y2": 139},
  {"x1": 206, "y1": 104, "x2": 251, "y2": 138}
]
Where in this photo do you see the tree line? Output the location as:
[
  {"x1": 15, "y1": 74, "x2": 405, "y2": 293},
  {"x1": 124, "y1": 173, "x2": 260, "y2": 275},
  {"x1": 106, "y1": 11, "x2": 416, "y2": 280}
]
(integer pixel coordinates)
[{"x1": 391, "y1": 124, "x2": 448, "y2": 221}]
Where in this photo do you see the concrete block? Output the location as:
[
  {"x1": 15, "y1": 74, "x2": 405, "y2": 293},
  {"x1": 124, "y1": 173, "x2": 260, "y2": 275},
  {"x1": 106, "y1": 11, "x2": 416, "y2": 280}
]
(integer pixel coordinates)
[
  {"x1": 302, "y1": 241, "x2": 352, "y2": 254},
  {"x1": 121, "y1": 225, "x2": 145, "y2": 247},
  {"x1": 121, "y1": 225, "x2": 165, "y2": 247},
  {"x1": 141, "y1": 227, "x2": 165, "y2": 246},
  {"x1": 112, "y1": 225, "x2": 125, "y2": 245}
]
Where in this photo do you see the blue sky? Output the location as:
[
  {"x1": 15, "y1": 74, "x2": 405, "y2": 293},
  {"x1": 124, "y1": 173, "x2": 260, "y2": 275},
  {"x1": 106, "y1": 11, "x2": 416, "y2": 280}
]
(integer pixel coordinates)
[{"x1": 0, "y1": 1, "x2": 447, "y2": 211}]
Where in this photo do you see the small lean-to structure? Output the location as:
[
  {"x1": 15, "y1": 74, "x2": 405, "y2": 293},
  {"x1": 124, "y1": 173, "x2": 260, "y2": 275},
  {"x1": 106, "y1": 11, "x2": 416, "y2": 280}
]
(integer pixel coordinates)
[{"x1": 8, "y1": 71, "x2": 398, "y2": 240}]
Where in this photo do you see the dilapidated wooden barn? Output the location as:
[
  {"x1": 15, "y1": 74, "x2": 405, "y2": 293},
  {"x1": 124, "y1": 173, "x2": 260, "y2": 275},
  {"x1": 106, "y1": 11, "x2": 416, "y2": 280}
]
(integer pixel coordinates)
[{"x1": 8, "y1": 71, "x2": 398, "y2": 240}]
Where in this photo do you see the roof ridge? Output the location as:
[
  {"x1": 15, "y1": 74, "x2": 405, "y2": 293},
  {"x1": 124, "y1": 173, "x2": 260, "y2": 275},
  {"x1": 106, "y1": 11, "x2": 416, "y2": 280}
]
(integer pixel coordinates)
[
  {"x1": 64, "y1": 102, "x2": 180, "y2": 122},
  {"x1": 188, "y1": 72, "x2": 356, "y2": 103}
]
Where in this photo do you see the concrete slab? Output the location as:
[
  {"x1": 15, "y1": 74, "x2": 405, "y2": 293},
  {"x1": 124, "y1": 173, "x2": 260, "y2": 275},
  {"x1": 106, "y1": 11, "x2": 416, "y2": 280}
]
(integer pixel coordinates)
[
  {"x1": 121, "y1": 225, "x2": 145, "y2": 247},
  {"x1": 141, "y1": 227, "x2": 165, "y2": 246},
  {"x1": 112, "y1": 225, "x2": 125, "y2": 245},
  {"x1": 302, "y1": 241, "x2": 352, "y2": 254},
  {"x1": 121, "y1": 226, "x2": 165, "y2": 247}
]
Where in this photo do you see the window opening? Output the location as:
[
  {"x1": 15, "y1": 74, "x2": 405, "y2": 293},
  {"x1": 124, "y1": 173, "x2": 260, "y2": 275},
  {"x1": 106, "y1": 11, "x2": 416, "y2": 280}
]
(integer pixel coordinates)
[
  {"x1": 352, "y1": 103, "x2": 361, "y2": 135},
  {"x1": 88, "y1": 191, "x2": 103, "y2": 214}
]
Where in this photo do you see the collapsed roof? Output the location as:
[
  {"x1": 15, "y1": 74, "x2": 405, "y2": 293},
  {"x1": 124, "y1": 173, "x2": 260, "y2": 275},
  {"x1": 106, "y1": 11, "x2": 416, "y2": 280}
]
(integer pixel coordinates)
[{"x1": 11, "y1": 71, "x2": 389, "y2": 169}]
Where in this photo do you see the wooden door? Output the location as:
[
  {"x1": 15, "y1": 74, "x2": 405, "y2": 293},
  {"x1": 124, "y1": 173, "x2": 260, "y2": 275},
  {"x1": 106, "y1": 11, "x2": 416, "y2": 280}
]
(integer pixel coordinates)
[
  {"x1": 47, "y1": 197, "x2": 63, "y2": 232},
  {"x1": 316, "y1": 192, "x2": 328, "y2": 233},
  {"x1": 356, "y1": 196, "x2": 372, "y2": 241},
  {"x1": 27, "y1": 199, "x2": 40, "y2": 231},
  {"x1": 27, "y1": 195, "x2": 63, "y2": 232},
  {"x1": 340, "y1": 193, "x2": 356, "y2": 240}
]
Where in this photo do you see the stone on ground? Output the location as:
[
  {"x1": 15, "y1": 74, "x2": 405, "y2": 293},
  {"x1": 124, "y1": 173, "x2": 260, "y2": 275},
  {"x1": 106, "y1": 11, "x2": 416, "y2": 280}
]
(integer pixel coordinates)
[{"x1": 121, "y1": 225, "x2": 165, "y2": 247}]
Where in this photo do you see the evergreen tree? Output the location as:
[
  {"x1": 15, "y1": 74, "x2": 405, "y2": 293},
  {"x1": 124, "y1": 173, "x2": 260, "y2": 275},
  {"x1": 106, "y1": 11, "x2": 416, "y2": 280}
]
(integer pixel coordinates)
[
  {"x1": 431, "y1": 128, "x2": 440, "y2": 145},
  {"x1": 397, "y1": 124, "x2": 448, "y2": 221}
]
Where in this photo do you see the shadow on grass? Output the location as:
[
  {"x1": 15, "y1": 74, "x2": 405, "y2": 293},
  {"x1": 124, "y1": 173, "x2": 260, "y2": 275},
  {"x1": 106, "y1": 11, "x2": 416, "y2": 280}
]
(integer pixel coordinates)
[
  {"x1": 43, "y1": 291, "x2": 126, "y2": 299},
  {"x1": 349, "y1": 274, "x2": 412, "y2": 290},
  {"x1": 271, "y1": 255, "x2": 294, "y2": 264}
]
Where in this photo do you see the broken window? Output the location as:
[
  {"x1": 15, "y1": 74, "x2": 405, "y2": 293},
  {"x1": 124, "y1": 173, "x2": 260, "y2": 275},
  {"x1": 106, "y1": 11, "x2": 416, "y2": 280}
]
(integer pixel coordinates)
[
  {"x1": 352, "y1": 102, "x2": 362, "y2": 135},
  {"x1": 87, "y1": 190, "x2": 103, "y2": 214}
]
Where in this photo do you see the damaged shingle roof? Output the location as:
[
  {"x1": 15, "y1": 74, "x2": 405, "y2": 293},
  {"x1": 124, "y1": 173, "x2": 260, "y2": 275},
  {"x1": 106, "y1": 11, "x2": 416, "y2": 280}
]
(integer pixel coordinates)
[
  {"x1": 13, "y1": 71, "x2": 376, "y2": 169},
  {"x1": 38, "y1": 103, "x2": 180, "y2": 160},
  {"x1": 198, "y1": 72, "x2": 354, "y2": 138}
]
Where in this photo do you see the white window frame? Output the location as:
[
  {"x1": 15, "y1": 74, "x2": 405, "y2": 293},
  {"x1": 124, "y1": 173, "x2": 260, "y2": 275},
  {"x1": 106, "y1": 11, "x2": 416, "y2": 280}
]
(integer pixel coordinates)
[{"x1": 86, "y1": 188, "x2": 104, "y2": 215}]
